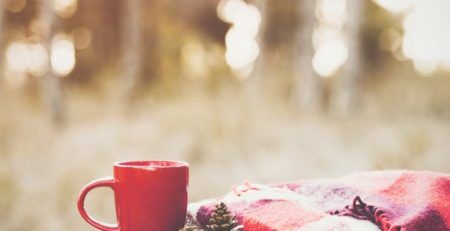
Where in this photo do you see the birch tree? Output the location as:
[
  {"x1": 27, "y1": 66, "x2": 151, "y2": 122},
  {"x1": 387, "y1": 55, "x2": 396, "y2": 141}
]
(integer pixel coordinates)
[
  {"x1": 246, "y1": 0, "x2": 268, "y2": 100},
  {"x1": 292, "y1": 0, "x2": 322, "y2": 112},
  {"x1": 0, "y1": 0, "x2": 4, "y2": 89},
  {"x1": 0, "y1": 0, "x2": 3, "y2": 54},
  {"x1": 333, "y1": 0, "x2": 366, "y2": 116},
  {"x1": 120, "y1": 0, "x2": 143, "y2": 101},
  {"x1": 38, "y1": 0, "x2": 65, "y2": 126}
]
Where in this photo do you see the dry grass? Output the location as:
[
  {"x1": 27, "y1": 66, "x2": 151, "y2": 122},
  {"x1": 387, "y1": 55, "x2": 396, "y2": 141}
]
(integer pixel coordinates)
[{"x1": 0, "y1": 79, "x2": 449, "y2": 230}]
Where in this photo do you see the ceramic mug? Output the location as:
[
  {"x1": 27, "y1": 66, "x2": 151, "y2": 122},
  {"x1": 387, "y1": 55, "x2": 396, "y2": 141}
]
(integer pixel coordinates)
[{"x1": 77, "y1": 160, "x2": 189, "y2": 231}]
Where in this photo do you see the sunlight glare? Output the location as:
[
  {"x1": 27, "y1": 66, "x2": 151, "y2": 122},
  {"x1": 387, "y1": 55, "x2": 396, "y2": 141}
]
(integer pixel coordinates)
[
  {"x1": 6, "y1": 42, "x2": 49, "y2": 77},
  {"x1": 313, "y1": 41, "x2": 348, "y2": 77},
  {"x1": 373, "y1": 0, "x2": 414, "y2": 14},
  {"x1": 218, "y1": 0, "x2": 261, "y2": 79},
  {"x1": 6, "y1": 42, "x2": 29, "y2": 73},
  {"x1": 27, "y1": 43, "x2": 49, "y2": 76},
  {"x1": 225, "y1": 27, "x2": 260, "y2": 70},
  {"x1": 316, "y1": 0, "x2": 347, "y2": 26},
  {"x1": 312, "y1": 25, "x2": 344, "y2": 50},
  {"x1": 217, "y1": 0, "x2": 247, "y2": 24},
  {"x1": 402, "y1": 0, "x2": 450, "y2": 75},
  {"x1": 413, "y1": 60, "x2": 437, "y2": 76},
  {"x1": 232, "y1": 4, "x2": 261, "y2": 37},
  {"x1": 313, "y1": 0, "x2": 348, "y2": 77},
  {"x1": 51, "y1": 36, "x2": 76, "y2": 77},
  {"x1": 54, "y1": 0, "x2": 77, "y2": 18}
]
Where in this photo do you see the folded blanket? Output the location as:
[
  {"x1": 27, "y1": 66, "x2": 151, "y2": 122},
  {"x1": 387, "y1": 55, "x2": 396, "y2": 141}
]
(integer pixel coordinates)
[{"x1": 188, "y1": 170, "x2": 450, "y2": 231}]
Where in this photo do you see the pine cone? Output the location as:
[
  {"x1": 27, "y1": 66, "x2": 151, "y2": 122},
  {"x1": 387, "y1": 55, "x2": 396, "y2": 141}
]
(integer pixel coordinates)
[{"x1": 206, "y1": 202, "x2": 242, "y2": 231}]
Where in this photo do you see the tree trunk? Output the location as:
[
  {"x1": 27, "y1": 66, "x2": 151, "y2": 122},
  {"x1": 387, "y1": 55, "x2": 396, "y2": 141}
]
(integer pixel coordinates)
[
  {"x1": 292, "y1": 0, "x2": 322, "y2": 112},
  {"x1": 333, "y1": 0, "x2": 366, "y2": 116},
  {"x1": 120, "y1": 0, "x2": 143, "y2": 101},
  {"x1": 38, "y1": 0, "x2": 65, "y2": 126},
  {"x1": 246, "y1": 0, "x2": 268, "y2": 100},
  {"x1": 0, "y1": 0, "x2": 4, "y2": 90},
  {"x1": 0, "y1": 0, "x2": 3, "y2": 53}
]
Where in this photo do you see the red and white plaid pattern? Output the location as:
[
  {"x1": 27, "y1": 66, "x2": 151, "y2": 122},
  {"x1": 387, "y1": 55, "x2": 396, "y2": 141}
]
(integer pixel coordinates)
[{"x1": 189, "y1": 170, "x2": 450, "y2": 231}]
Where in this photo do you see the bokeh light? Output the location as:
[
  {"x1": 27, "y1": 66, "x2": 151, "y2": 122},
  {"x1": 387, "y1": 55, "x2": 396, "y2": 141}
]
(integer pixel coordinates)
[
  {"x1": 312, "y1": 25, "x2": 345, "y2": 50},
  {"x1": 228, "y1": 4, "x2": 261, "y2": 37},
  {"x1": 181, "y1": 40, "x2": 208, "y2": 78},
  {"x1": 313, "y1": 40, "x2": 348, "y2": 77},
  {"x1": 412, "y1": 60, "x2": 438, "y2": 76},
  {"x1": 51, "y1": 35, "x2": 76, "y2": 77},
  {"x1": 225, "y1": 27, "x2": 259, "y2": 70},
  {"x1": 6, "y1": 42, "x2": 29, "y2": 73},
  {"x1": 217, "y1": 0, "x2": 247, "y2": 24},
  {"x1": 312, "y1": 0, "x2": 349, "y2": 77},
  {"x1": 4, "y1": 41, "x2": 49, "y2": 84},
  {"x1": 30, "y1": 18, "x2": 52, "y2": 38},
  {"x1": 402, "y1": 0, "x2": 450, "y2": 75},
  {"x1": 54, "y1": 0, "x2": 77, "y2": 18},
  {"x1": 26, "y1": 43, "x2": 50, "y2": 76},
  {"x1": 374, "y1": 0, "x2": 450, "y2": 75},
  {"x1": 217, "y1": 0, "x2": 261, "y2": 79},
  {"x1": 5, "y1": 0, "x2": 27, "y2": 13},
  {"x1": 373, "y1": 0, "x2": 414, "y2": 14},
  {"x1": 316, "y1": 0, "x2": 347, "y2": 27},
  {"x1": 71, "y1": 27, "x2": 92, "y2": 50},
  {"x1": 378, "y1": 28, "x2": 402, "y2": 52}
]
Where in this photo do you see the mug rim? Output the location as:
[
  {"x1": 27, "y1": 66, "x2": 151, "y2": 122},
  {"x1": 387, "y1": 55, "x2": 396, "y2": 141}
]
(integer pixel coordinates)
[{"x1": 114, "y1": 160, "x2": 189, "y2": 169}]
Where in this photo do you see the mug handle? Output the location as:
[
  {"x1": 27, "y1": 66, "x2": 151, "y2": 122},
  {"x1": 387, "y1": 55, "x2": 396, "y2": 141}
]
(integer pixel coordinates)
[{"x1": 77, "y1": 177, "x2": 120, "y2": 231}]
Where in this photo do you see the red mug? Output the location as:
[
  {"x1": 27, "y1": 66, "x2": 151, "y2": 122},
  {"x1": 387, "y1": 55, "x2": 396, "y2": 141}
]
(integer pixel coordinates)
[{"x1": 77, "y1": 160, "x2": 189, "y2": 231}]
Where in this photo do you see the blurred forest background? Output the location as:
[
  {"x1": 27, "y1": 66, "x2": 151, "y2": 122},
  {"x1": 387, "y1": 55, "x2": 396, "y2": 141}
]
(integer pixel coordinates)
[{"x1": 0, "y1": 0, "x2": 449, "y2": 230}]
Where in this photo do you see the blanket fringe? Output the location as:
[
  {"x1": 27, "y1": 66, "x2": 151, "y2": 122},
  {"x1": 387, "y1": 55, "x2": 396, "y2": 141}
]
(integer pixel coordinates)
[{"x1": 329, "y1": 196, "x2": 400, "y2": 231}]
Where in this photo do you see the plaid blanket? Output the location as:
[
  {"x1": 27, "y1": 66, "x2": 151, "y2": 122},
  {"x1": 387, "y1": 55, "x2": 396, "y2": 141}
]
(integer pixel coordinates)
[{"x1": 189, "y1": 170, "x2": 450, "y2": 231}]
